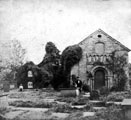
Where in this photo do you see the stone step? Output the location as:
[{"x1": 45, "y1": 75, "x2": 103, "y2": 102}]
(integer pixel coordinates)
[
  {"x1": 71, "y1": 105, "x2": 87, "y2": 109},
  {"x1": 9, "y1": 106, "x2": 49, "y2": 112},
  {"x1": 83, "y1": 112, "x2": 95, "y2": 117},
  {"x1": 93, "y1": 107, "x2": 106, "y2": 110}
]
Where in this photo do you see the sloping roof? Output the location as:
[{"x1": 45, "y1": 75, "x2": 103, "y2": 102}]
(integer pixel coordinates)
[{"x1": 79, "y1": 29, "x2": 131, "y2": 52}]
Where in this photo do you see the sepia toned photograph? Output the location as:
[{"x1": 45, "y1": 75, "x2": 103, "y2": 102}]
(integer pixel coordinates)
[{"x1": 0, "y1": 0, "x2": 131, "y2": 120}]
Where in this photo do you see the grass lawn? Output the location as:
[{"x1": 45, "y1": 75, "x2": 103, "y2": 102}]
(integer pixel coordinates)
[{"x1": 1, "y1": 89, "x2": 130, "y2": 120}]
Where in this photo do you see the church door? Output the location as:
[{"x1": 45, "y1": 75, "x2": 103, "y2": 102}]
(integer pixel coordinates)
[{"x1": 94, "y1": 70, "x2": 105, "y2": 90}]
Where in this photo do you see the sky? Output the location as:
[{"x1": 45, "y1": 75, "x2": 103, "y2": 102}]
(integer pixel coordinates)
[{"x1": 0, "y1": 0, "x2": 131, "y2": 64}]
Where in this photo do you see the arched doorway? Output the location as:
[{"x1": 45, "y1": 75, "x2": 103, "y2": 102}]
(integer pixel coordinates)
[{"x1": 94, "y1": 68, "x2": 105, "y2": 90}]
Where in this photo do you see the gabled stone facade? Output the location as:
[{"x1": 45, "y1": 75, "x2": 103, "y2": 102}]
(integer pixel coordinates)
[{"x1": 71, "y1": 29, "x2": 130, "y2": 90}]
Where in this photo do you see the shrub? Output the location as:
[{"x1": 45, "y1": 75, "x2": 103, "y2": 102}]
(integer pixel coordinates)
[
  {"x1": 110, "y1": 86, "x2": 119, "y2": 92},
  {"x1": 0, "y1": 115, "x2": 6, "y2": 120},
  {"x1": 95, "y1": 105, "x2": 124, "y2": 120},
  {"x1": 90, "y1": 90, "x2": 100, "y2": 100},
  {"x1": 9, "y1": 100, "x2": 56, "y2": 108},
  {"x1": 53, "y1": 104, "x2": 72, "y2": 113},
  {"x1": 0, "y1": 108, "x2": 9, "y2": 115},
  {"x1": 99, "y1": 86, "x2": 109, "y2": 96},
  {"x1": 82, "y1": 84, "x2": 91, "y2": 92},
  {"x1": 100, "y1": 91, "x2": 131, "y2": 102}
]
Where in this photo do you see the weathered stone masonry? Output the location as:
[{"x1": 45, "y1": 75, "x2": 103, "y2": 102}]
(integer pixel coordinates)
[{"x1": 71, "y1": 29, "x2": 130, "y2": 90}]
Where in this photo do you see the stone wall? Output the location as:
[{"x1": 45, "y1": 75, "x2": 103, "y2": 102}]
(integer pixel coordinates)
[{"x1": 71, "y1": 29, "x2": 130, "y2": 90}]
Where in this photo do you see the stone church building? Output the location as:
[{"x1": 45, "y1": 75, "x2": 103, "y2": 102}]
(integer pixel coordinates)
[{"x1": 71, "y1": 29, "x2": 130, "y2": 90}]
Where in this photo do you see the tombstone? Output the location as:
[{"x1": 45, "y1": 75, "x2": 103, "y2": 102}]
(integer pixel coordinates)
[
  {"x1": 121, "y1": 99, "x2": 131, "y2": 120},
  {"x1": 3, "y1": 81, "x2": 10, "y2": 92},
  {"x1": 0, "y1": 84, "x2": 3, "y2": 92},
  {"x1": 10, "y1": 84, "x2": 15, "y2": 89},
  {"x1": 0, "y1": 93, "x2": 8, "y2": 108}
]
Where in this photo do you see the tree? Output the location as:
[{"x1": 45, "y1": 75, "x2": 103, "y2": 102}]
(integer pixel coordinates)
[
  {"x1": 106, "y1": 50, "x2": 128, "y2": 91},
  {"x1": 60, "y1": 45, "x2": 82, "y2": 87},
  {"x1": 15, "y1": 42, "x2": 82, "y2": 90},
  {"x1": 9, "y1": 39, "x2": 26, "y2": 71},
  {"x1": 38, "y1": 42, "x2": 61, "y2": 89},
  {"x1": 38, "y1": 42, "x2": 60, "y2": 66},
  {"x1": 37, "y1": 43, "x2": 82, "y2": 90},
  {"x1": 0, "y1": 40, "x2": 26, "y2": 83}
]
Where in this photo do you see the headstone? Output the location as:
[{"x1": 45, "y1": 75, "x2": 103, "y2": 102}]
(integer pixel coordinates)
[
  {"x1": 10, "y1": 84, "x2": 15, "y2": 89},
  {"x1": 0, "y1": 94, "x2": 8, "y2": 108},
  {"x1": 121, "y1": 99, "x2": 131, "y2": 120},
  {"x1": 0, "y1": 84, "x2": 3, "y2": 90},
  {"x1": 3, "y1": 81, "x2": 10, "y2": 92}
]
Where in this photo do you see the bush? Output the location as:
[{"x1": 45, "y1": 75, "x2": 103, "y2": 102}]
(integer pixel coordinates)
[
  {"x1": 53, "y1": 104, "x2": 73, "y2": 113},
  {"x1": 9, "y1": 100, "x2": 56, "y2": 108},
  {"x1": 99, "y1": 86, "x2": 109, "y2": 96},
  {"x1": 100, "y1": 91, "x2": 131, "y2": 102},
  {"x1": 0, "y1": 108, "x2": 9, "y2": 115},
  {"x1": 0, "y1": 108, "x2": 9, "y2": 120},
  {"x1": 82, "y1": 84, "x2": 91, "y2": 92},
  {"x1": 110, "y1": 86, "x2": 118, "y2": 92},
  {"x1": 90, "y1": 90, "x2": 100, "y2": 100},
  {"x1": 0, "y1": 115, "x2": 6, "y2": 120},
  {"x1": 95, "y1": 105, "x2": 124, "y2": 120}
]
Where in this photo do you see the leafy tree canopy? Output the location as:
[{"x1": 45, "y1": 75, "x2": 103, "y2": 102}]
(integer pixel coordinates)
[
  {"x1": 39, "y1": 42, "x2": 60, "y2": 66},
  {"x1": 61, "y1": 44, "x2": 82, "y2": 73}
]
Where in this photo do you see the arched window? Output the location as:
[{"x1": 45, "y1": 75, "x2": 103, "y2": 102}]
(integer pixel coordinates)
[{"x1": 95, "y1": 42, "x2": 105, "y2": 54}]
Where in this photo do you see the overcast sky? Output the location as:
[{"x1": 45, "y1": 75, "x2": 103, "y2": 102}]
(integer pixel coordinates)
[{"x1": 0, "y1": 0, "x2": 131, "y2": 64}]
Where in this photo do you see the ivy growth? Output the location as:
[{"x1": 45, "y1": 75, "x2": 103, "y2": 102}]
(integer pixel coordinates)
[{"x1": 106, "y1": 50, "x2": 128, "y2": 91}]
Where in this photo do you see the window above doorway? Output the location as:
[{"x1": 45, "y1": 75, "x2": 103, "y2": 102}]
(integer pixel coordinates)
[{"x1": 95, "y1": 42, "x2": 105, "y2": 54}]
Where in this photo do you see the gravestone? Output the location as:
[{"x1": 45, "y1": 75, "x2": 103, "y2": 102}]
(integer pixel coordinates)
[
  {"x1": 0, "y1": 84, "x2": 3, "y2": 90},
  {"x1": 3, "y1": 81, "x2": 10, "y2": 92},
  {"x1": 0, "y1": 93, "x2": 8, "y2": 108},
  {"x1": 121, "y1": 99, "x2": 131, "y2": 120},
  {"x1": 10, "y1": 84, "x2": 15, "y2": 89}
]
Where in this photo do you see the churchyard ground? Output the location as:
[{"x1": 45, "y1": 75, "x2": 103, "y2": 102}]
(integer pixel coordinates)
[{"x1": 1, "y1": 88, "x2": 131, "y2": 120}]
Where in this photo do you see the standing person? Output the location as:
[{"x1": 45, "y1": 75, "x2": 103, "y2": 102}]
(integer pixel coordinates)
[{"x1": 75, "y1": 77, "x2": 82, "y2": 93}]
